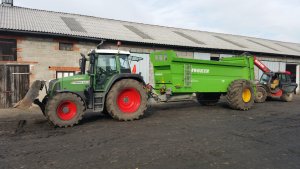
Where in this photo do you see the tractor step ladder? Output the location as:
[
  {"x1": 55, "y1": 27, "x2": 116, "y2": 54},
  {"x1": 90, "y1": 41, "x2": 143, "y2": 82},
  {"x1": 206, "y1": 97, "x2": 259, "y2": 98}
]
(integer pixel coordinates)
[{"x1": 94, "y1": 92, "x2": 104, "y2": 112}]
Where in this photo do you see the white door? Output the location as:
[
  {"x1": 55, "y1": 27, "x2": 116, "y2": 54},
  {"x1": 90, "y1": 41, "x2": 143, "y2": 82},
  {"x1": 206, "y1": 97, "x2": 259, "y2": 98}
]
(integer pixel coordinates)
[{"x1": 130, "y1": 53, "x2": 150, "y2": 84}]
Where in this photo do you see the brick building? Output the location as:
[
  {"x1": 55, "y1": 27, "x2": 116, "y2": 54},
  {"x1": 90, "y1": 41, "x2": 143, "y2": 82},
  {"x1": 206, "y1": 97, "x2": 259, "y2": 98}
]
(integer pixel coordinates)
[{"x1": 1, "y1": 1, "x2": 300, "y2": 108}]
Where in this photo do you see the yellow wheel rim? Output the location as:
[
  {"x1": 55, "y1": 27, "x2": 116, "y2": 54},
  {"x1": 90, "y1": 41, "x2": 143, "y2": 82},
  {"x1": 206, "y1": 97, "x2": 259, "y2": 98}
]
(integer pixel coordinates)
[{"x1": 242, "y1": 88, "x2": 251, "y2": 103}]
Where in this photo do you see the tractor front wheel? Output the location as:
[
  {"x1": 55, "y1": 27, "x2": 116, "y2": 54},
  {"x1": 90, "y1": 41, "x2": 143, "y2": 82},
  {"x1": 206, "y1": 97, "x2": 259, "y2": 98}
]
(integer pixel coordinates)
[
  {"x1": 45, "y1": 93, "x2": 85, "y2": 128},
  {"x1": 106, "y1": 79, "x2": 147, "y2": 121},
  {"x1": 255, "y1": 86, "x2": 267, "y2": 103},
  {"x1": 226, "y1": 80, "x2": 254, "y2": 110}
]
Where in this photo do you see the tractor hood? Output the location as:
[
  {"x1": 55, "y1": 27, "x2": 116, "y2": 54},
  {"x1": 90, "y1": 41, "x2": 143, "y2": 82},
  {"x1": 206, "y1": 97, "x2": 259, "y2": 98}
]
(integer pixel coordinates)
[{"x1": 49, "y1": 74, "x2": 90, "y2": 94}]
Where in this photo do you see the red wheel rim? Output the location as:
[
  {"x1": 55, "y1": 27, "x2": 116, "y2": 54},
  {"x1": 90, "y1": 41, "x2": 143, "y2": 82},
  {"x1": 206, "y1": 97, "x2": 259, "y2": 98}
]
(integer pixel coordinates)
[
  {"x1": 117, "y1": 88, "x2": 141, "y2": 114},
  {"x1": 57, "y1": 101, "x2": 77, "y2": 121}
]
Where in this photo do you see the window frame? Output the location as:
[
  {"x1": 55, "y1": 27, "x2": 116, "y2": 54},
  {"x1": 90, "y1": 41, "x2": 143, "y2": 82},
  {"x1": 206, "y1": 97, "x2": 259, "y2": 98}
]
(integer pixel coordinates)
[
  {"x1": 59, "y1": 42, "x2": 74, "y2": 51},
  {"x1": 56, "y1": 71, "x2": 75, "y2": 79},
  {"x1": 0, "y1": 38, "x2": 17, "y2": 61}
]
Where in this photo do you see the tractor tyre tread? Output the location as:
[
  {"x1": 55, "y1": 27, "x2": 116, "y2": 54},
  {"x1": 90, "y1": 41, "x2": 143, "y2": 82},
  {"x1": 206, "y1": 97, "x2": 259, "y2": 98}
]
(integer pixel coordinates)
[
  {"x1": 106, "y1": 79, "x2": 147, "y2": 121},
  {"x1": 226, "y1": 80, "x2": 254, "y2": 111},
  {"x1": 281, "y1": 93, "x2": 294, "y2": 102},
  {"x1": 45, "y1": 93, "x2": 85, "y2": 128},
  {"x1": 255, "y1": 86, "x2": 267, "y2": 103}
]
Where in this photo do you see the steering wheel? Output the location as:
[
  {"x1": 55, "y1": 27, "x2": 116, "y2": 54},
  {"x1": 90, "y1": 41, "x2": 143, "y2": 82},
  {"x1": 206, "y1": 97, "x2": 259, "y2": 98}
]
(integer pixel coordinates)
[{"x1": 97, "y1": 67, "x2": 106, "y2": 74}]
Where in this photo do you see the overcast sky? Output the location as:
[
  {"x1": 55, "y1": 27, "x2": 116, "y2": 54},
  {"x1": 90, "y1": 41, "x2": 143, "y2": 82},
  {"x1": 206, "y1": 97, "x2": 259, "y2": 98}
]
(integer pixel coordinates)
[{"x1": 14, "y1": 0, "x2": 300, "y2": 43}]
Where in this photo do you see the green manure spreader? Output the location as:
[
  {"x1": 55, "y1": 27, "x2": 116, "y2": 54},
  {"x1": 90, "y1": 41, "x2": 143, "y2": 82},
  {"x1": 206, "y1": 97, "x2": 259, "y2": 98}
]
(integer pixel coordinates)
[
  {"x1": 149, "y1": 50, "x2": 256, "y2": 111},
  {"x1": 16, "y1": 46, "x2": 296, "y2": 128}
]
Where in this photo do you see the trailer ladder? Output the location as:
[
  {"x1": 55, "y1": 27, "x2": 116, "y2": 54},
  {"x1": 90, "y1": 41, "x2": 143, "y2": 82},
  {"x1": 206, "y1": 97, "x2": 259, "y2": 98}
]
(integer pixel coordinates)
[{"x1": 184, "y1": 64, "x2": 192, "y2": 87}]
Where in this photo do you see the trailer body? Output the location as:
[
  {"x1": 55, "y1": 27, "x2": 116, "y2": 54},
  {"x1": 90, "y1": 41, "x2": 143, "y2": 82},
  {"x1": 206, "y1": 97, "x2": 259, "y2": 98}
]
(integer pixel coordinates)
[{"x1": 150, "y1": 50, "x2": 255, "y2": 94}]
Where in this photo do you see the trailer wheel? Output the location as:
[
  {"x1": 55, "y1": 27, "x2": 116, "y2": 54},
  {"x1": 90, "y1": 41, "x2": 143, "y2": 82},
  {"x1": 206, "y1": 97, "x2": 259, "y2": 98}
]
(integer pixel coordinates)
[
  {"x1": 255, "y1": 86, "x2": 267, "y2": 103},
  {"x1": 281, "y1": 93, "x2": 294, "y2": 102},
  {"x1": 45, "y1": 93, "x2": 85, "y2": 128},
  {"x1": 106, "y1": 79, "x2": 147, "y2": 121},
  {"x1": 196, "y1": 93, "x2": 221, "y2": 106},
  {"x1": 226, "y1": 80, "x2": 254, "y2": 110}
]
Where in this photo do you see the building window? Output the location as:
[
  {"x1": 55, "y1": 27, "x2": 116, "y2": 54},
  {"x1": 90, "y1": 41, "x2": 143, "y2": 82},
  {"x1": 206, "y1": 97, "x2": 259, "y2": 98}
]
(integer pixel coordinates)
[
  {"x1": 56, "y1": 71, "x2": 75, "y2": 79},
  {"x1": 211, "y1": 57, "x2": 220, "y2": 61},
  {"x1": 59, "y1": 42, "x2": 73, "y2": 51},
  {"x1": 0, "y1": 38, "x2": 17, "y2": 61}
]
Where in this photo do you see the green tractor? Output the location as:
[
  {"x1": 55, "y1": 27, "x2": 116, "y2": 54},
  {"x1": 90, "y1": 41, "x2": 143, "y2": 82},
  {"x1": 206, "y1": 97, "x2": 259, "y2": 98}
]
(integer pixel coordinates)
[{"x1": 16, "y1": 49, "x2": 148, "y2": 127}]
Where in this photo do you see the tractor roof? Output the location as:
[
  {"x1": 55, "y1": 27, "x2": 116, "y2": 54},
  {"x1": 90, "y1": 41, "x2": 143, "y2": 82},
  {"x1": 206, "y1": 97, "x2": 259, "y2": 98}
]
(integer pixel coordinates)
[{"x1": 93, "y1": 49, "x2": 130, "y2": 55}]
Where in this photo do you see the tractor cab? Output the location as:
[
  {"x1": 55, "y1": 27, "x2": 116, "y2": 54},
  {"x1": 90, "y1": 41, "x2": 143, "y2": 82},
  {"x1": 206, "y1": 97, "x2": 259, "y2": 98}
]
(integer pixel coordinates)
[
  {"x1": 80, "y1": 49, "x2": 143, "y2": 91},
  {"x1": 259, "y1": 72, "x2": 298, "y2": 94},
  {"x1": 87, "y1": 50, "x2": 131, "y2": 90}
]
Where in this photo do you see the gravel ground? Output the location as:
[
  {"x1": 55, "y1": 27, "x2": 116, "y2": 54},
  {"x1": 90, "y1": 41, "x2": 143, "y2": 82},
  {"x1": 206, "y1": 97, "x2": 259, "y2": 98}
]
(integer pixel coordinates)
[{"x1": 0, "y1": 96, "x2": 300, "y2": 169}]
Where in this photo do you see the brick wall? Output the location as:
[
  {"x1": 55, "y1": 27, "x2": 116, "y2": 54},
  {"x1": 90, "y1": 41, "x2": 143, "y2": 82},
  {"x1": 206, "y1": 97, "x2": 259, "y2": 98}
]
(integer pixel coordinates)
[{"x1": 16, "y1": 37, "x2": 97, "y2": 83}]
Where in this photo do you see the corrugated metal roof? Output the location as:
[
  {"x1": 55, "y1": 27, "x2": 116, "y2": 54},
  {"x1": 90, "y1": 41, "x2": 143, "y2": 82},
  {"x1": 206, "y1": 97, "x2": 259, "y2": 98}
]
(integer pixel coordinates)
[{"x1": 1, "y1": 5, "x2": 300, "y2": 56}]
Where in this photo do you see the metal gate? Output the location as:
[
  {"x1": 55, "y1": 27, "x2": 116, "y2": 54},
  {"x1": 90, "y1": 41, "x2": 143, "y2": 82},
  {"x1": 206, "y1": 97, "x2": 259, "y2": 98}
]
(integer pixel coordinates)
[{"x1": 0, "y1": 65, "x2": 30, "y2": 108}]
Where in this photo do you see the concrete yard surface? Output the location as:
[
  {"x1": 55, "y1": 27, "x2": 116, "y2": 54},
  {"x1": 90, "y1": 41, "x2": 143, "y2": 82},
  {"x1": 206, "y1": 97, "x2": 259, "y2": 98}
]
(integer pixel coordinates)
[{"x1": 0, "y1": 96, "x2": 300, "y2": 169}]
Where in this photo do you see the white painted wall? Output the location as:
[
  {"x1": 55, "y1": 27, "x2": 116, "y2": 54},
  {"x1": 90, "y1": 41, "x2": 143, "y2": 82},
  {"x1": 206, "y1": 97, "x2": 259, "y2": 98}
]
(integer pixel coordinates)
[
  {"x1": 297, "y1": 65, "x2": 300, "y2": 94},
  {"x1": 194, "y1": 53, "x2": 210, "y2": 60},
  {"x1": 220, "y1": 54, "x2": 235, "y2": 58},
  {"x1": 130, "y1": 53, "x2": 150, "y2": 84}
]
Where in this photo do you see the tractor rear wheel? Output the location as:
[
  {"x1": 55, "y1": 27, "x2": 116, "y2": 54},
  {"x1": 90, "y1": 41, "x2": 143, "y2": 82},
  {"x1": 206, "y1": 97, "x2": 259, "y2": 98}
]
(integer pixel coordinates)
[
  {"x1": 226, "y1": 80, "x2": 254, "y2": 110},
  {"x1": 45, "y1": 93, "x2": 85, "y2": 128},
  {"x1": 281, "y1": 93, "x2": 294, "y2": 102},
  {"x1": 106, "y1": 79, "x2": 147, "y2": 121},
  {"x1": 255, "y1": 86, "x2": 267, "y2": 103},
  {"x1": 196, "y1": 93, "x2": 221, "y2": 106}
]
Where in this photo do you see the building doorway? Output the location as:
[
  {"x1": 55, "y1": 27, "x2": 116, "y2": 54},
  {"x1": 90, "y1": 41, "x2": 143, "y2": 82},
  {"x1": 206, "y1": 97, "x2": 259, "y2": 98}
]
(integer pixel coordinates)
[
  {"x1": 286, "y1": 64, "x2": 297, "y2": 83},
  {"x1": 0, "y1": 65, "x2": 30, "y2": 108},
  {"x1": 286, "y1": 64, "x2": 299, "y2": 94}
]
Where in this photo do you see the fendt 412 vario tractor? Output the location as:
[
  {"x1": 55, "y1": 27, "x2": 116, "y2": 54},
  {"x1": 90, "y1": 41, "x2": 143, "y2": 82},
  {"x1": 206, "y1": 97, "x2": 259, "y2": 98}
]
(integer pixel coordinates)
[
  {"x1": 16, "y1": 48, "x2": 148, "y2": 127},
  {"x1": 253, "y1": 57, "x2": 298, "y2": 103}
]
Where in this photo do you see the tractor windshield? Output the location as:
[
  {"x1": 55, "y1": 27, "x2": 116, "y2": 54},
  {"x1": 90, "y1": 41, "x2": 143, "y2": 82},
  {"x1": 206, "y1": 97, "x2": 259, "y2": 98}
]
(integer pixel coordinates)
[{"x1": 259, "y1": 73, "x2": 271, "y2": 84}]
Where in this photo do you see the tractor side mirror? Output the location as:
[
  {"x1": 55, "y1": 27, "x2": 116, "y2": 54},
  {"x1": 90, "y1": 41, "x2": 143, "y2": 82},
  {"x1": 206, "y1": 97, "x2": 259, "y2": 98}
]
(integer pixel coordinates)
[{"x1": 129, "y1": 56, "x2": 143, "y2": 62}]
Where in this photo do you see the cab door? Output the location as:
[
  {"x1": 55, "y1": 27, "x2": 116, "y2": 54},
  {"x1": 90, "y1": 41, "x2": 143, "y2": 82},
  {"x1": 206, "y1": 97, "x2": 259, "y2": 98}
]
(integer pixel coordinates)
[
  {"x1": 279, "y1": 73, "x2": 298, "y2": 93},
  {"x1": 95, "y1": 55, "x2": 118, "y2": 91}
]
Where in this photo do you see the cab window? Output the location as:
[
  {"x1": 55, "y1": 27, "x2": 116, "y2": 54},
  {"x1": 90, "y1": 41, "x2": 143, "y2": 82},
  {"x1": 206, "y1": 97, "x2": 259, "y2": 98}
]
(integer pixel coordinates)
[
  {"x1": 278, "y1": 74, "x2": 287, "y2": 82},
  {"x1": 260, "y1": 74, "x2": 270, "y2": 84},
  {"x1": 97, "y1": 55, "x2": 117, "y2": 73},
  {"x1": 119, "y1": 55, "x2": 131, "y2": 73}
]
